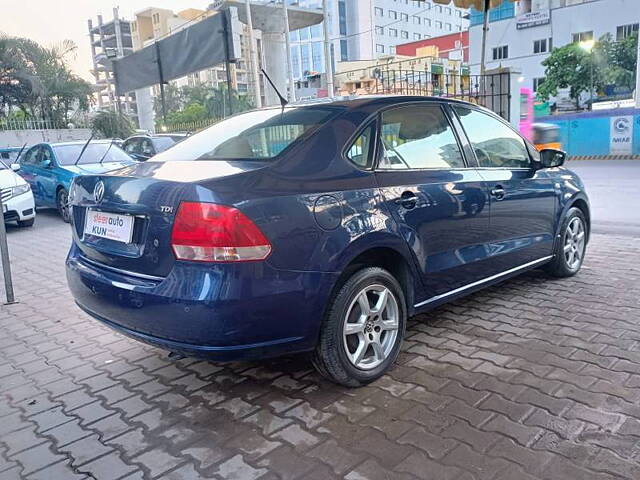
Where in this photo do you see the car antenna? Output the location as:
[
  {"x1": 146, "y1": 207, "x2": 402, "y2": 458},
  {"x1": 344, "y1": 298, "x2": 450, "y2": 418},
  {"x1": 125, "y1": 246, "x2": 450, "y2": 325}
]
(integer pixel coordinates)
[
  {"x1": 74, "y1": 133, "x2": 94, "y2": 166},
  {"x1": 15, "y1": 143, "x2": 27, "y2": 161},
  {"x1": 98, "y1": 139, "x2": 115, "y2": 165},
  {"x1": 261, "y1": 68, "x2": 288, "y2": 113}
]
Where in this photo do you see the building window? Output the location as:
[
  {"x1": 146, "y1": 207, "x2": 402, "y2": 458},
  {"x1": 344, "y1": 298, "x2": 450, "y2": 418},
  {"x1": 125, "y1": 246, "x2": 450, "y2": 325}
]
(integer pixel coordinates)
[
  {"x1": 401, "y1": 13, "x2": 408, "y2": 22},
  {"x1": 389, "y1": 28, "x2": 398, "y2": 37},
  {"x1": 424, "y1": 2, "x2": 431, "y2": 9},
  {"x1": 340, "y1": 39, "x2": 348, "y2": 61},
  {"x1": 617, "y1": 23, "x2": 639, "y2": 41},
  {"x1": 389, "y1": 45, "x2": 396, "y2": 55},
  {"x1": 446, "y1": 23, "x2": 452, "y2": 31},
  {"x1": 339, "y1": 0, "x2": 347, "y2": 35},
  {"x1": 492, "y1": 45, "x2": 508, "y2": 60},
  {"x1": 375, "y1": 7, "x2": 384, "y2": 16},
  {"x1": 376, "y1": 26, "x2": 384, "y2": 35},
  {"x1": 533, "y1": 77, "x2": 545, "y2": 92},
  {"x1": 414, "y1": 33, "x2": 421, "y2": 40},
  {"x1": 425, "y1": 18, "x2": 431, "y2": 26},
  {"x1": 533, "y1": 38, "x2": 549, "y2": 54},
  {"x1": 436, "y1": 5, "x2": 442, "y2": 13},
  {"x1": 376, "y1": 44, "x2": 385, "y2": 53},
  {"x1": 435, "y1": 21, "x2": 442, "y2": 29},
  {"x1": 457, "y1": 10, "x2": 462, "y2": 17},
  {"x1": 413, "y1": 16, "x2": 421, "y2": 25},
  {"x1": 152, "y1": 13, "x2": 160, "y2": 24},
  {"x1": 389, "y1": 10, "x2": 398, "y2": 20},
  {"x1": 401, "y1": 30, "x2": 409, "y2": 39},
  {"x1": 311, "y1": 42, "x2": 323, "y2": 71},
  {"x1": 445, "y1": 7, "x2": 452, "y2": 14},
  {"x1": 572, "y1": 31, "x2": 593, "y2": 43}
]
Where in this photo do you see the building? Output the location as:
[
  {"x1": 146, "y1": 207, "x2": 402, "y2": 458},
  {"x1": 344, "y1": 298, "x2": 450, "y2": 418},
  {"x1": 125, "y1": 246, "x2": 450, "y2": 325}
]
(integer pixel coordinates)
[
  {"x1": 396, "y1": 30, "x2": 469, "y2": 61},
  {"x1": 88, "y1": 8, "x2": 135, "y2": 114},
  {"x1": 468, "y1": 0, "x2": 640, "y2": 95},
  {"x1": 286, "y1": 0, "x2": 469, "y2": 96}
]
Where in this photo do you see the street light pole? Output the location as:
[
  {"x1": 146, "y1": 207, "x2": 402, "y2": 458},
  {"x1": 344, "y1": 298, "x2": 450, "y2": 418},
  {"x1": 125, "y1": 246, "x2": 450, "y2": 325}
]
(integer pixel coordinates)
[
  {"x1": 322, "y1": 0, "x2": 334, "y2": 98},
  {"x1": 480, "y1": 0, "x2": 490, "y2": 76},
  {"x1": 589, "y1": 51, "x2": 594, "y2": 110},
  {"x1": 635, "y1": 32, "x2": 640, "y2": 108},
  {"x1": 281, "y1": 0, "x2": 296, "y2": 102},
  {"x1": 244, "y1": 0, "x2": 262, "y2": 108}
]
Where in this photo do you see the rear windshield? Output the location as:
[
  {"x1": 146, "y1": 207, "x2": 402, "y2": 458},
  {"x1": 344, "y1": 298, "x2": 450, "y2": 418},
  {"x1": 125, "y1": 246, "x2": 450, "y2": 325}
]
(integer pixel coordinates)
[
  {"x1": 152, "y1": 137, "x2": 179, "y2": 152},
  {"x1": 153, "y1": 106, "x2": 341, "y2": 162},
  {"x1": 54, "y1": 143, "x2": 132, "y2": 165}
]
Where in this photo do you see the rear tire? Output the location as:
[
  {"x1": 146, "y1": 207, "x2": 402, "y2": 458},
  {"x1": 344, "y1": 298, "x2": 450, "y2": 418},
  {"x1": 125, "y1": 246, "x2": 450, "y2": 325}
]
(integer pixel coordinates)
[
  {"x1": 545, "y1": 207, "x2": 587, "y2": 278},
  {"x1": 56, "y1": 188, "x2": 70, "y2": 223},
  {"x1": 312, "y1": 267, "x2": 407, "y2": 387},
  {"x1": 17, "y1": 218, "x2": 34, "y2": 228}
]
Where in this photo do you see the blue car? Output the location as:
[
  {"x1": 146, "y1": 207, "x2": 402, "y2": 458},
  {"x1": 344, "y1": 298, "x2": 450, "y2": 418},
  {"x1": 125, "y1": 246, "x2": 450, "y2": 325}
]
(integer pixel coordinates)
[
  {"x1": 16, "y1": 140, "x2": 135, "y2": 222},
  {"x1": 66, "y1": 97, "x2": 590, "y2": 386}
]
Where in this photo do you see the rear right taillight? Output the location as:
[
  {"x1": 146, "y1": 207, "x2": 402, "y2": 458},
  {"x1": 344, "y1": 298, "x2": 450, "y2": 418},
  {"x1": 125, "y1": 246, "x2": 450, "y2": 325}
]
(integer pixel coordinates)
[{"x1": 170, "y1": 202, "x2": 271, "y2": 262}]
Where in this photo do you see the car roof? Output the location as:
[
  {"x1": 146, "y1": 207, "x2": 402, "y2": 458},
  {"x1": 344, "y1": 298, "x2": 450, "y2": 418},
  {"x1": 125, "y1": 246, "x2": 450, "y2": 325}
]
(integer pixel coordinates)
[{"x1": 44, "y1": 140, "x2": 115, "y2": 147}]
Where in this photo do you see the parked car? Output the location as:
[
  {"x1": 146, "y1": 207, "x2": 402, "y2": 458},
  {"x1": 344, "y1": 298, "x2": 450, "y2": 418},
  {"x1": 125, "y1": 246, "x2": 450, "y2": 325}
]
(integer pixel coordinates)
[
  {"x1": 122, "y1": 133, "x2": 189, "y2": 161},
  {"x1": 16, "y1": 140, "x2": 136, "y2": 223},
  {"x1": 65, "y1": 97, "x2": 590, "y2": 386},
  {"x1": 0, "y1": 146, "x2": 27, "y2": 164},
  {"x1": 0, "y1": 158, "x2": 35, "y2": 227}
]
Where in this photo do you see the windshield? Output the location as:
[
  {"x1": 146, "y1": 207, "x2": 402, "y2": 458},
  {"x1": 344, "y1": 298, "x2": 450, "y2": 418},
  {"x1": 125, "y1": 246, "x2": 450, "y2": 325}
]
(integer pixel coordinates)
[
  {"x1": 153, "y1": 106, "x2": 341, "y2": 162},
  {"x1": 152, "y1": 137, "x2": 179, "y2": 152},
  {"x1": 53, "y1": 143, "x2": 133, "y2": 165}
]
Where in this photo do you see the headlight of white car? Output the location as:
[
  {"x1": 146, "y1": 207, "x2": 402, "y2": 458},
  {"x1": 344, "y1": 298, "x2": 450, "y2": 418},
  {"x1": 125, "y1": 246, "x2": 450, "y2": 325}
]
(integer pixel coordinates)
[{"x1": 12, "y1": 184, "x2": 30, "y2": 197}]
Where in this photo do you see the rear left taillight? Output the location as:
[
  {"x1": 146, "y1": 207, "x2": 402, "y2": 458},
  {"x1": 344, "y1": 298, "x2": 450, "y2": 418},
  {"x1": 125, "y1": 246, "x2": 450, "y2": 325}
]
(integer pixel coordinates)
[{"x1": 170, "y1": 202, "x2": 271, "y2": 262}]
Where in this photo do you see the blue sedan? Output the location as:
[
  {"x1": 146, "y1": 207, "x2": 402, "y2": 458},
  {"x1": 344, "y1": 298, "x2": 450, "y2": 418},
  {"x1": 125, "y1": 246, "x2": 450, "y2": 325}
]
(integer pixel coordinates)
[
  {"x1": 17, "y1": 140, "x2": 135, "y2": 222},
  {"x1": 65, "y1": 97, "x2": 590, "y2": 386}
]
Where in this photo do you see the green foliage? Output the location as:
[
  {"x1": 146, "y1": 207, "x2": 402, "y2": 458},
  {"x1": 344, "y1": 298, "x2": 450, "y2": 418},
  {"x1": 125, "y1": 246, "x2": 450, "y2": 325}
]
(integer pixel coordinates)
[
  {"x1": 91, "y1": 110, "x2": 135, "y2": 139},
  {"x1": 0, "y1": 35, "x2": 93, "y2": 124},
  {"x1": 538, "y1": 33, "x2": 638, "y2": 107},
  {"x1": 155, "y1": 82, "x2": 253, "y2": 129}
]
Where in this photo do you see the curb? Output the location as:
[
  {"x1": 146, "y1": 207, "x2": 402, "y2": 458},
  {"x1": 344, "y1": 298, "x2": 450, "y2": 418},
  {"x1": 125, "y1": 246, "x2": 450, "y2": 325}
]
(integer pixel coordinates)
[{"x1": 568, "y1": 155, "x2": 640, "y2": 161}]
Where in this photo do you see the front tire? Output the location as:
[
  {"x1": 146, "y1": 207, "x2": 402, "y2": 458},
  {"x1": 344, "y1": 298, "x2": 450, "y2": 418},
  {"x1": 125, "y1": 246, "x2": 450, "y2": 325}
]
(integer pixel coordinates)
[
  {"x1": 56, "y1": 188, "x2": 70, "y2": 223},
  {"x1": 313, "y1": 267, "x2": 407, "y2": 387},
  {"x1": 545, "y1": 207, "x2": 587, "y2": 277}
]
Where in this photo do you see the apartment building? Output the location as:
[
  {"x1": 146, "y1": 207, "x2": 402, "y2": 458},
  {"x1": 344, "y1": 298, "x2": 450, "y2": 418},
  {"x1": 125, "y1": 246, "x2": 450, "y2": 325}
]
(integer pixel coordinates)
[
  {"x1": 287, "y1": 0, "x2": 469, "y2": 82},
  {"x1": 468, "y1": 0, "x2": 640, "y2": 94}
]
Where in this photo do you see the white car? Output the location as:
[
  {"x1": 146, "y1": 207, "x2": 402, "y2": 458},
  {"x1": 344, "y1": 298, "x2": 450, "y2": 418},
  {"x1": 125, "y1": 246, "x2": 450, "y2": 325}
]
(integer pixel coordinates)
[{"x1": 0, "y1": 162, "x2": 35, "y2": 227}]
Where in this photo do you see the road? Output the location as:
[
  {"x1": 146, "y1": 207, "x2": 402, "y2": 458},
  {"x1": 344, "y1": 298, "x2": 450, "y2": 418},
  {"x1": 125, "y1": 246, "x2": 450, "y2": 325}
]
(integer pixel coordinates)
[{"x1": 567, "y1": 160, "x2": 640, "y2": 237}]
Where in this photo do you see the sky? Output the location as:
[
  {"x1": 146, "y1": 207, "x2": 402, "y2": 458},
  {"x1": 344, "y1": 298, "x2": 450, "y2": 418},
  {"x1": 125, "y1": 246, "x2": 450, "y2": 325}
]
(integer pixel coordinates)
[{"x1": 0, "y1": 0, "x2": 212, "y2": 81}]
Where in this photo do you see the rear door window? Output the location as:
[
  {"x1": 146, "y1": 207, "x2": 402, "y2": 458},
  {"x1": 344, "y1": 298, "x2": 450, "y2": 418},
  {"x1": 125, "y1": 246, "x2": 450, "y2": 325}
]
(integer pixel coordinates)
[
  {"x1": 378, "y1": 104, "x2": 465, "y2": 170},
  {"x1": 123, "y1": 138, "x2": 140, "y2": 155},
  {"x1": 345, "y1": 123, "x2": 376, "y2": 169}
]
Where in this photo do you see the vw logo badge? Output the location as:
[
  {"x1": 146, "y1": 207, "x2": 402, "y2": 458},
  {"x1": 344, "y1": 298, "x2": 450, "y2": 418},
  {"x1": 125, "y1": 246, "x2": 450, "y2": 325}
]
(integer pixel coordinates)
[{"x1": 93, "y1": 181, "x2": 105, "y2": 203}]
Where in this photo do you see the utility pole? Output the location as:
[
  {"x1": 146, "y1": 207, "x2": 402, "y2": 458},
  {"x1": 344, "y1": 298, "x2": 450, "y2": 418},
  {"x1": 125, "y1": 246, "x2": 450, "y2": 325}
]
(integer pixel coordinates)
[
  {"x1": 322, "y1": 0, "x2": 334, "y2": 98},
  {"x1": 480, "y1": 0, "x2": 490, "y2": 76},
  {"x1": 0, "y1": 194, "x2": 15, "y2": 304},
  {"x1": 281, "y1": 0, "x2": 296, "y2": 102},
  {"x1": 244, "y1": 0, "x2": 262, "y2": 108}
]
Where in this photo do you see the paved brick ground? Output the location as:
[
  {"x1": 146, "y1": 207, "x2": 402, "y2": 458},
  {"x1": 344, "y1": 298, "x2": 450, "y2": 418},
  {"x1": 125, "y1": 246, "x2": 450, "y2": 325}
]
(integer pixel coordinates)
[{"x1": 1, "y1": 210, "x2": 640, "y2": 479}]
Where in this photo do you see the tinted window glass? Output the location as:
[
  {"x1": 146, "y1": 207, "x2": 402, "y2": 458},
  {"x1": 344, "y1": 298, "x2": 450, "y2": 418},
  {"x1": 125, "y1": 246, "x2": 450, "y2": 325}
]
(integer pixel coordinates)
[
  {"x1": 378, "y1": 104, "x2": 464, "y2": 170},
  {"x1": 53, "y1": 144, "x2": 132, "y2": 165},
  {"x1": 22, "y1": 147, "x2": 40, "y2": 166},
  {"x1": 152, "y1": 137, "x2": 177, "y2": 152},
  {"x1": 345, "y1": 123, "x2": 375, "y2": 169},
  {"x1": 153, "y1": 106, "x2": 340, "y2": 162},
  {"x1": 123, "y1": 138, "x2": 140, "y2": 154},
  {"x1": 140, "y1": 139, "x2": 154, "y2": 156},
  {"x1": 455, "y1": 106, "x2": 531, "y2": 169},
  {"x1": 40, "y1": 147, "x2": 53, "y2": 165}
]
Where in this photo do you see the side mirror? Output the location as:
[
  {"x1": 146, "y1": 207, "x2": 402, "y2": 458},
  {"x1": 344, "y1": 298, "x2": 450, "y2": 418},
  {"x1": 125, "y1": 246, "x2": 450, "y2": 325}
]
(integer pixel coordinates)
[
  {"x1": 539, "y1": 148, "x2": 566, "y2": 169},
  {"x1": 10, "y1": 163, "x2": 20, "y2": 172}
]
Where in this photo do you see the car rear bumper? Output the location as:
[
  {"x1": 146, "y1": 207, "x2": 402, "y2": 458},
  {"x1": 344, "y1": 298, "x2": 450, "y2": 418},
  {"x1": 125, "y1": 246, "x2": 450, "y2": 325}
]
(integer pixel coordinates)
[{"x1": 66, "y1": 244, "x2": 338, "y2": 361}]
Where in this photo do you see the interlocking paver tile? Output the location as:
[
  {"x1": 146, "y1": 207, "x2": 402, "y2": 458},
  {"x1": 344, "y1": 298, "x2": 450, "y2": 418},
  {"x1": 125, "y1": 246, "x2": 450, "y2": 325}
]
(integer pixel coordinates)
[{"x1": 2, "y1": 212, "x2": 640, "y2": 479}]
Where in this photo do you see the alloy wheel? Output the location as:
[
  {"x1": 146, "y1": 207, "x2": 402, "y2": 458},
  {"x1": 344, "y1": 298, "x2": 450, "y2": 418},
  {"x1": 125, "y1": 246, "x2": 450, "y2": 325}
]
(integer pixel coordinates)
[
  {"x1": 563, "y1": 216, "x2": 585, "y2": 270},
  {"x1": 342, "y1": 284, "x2": 399, "y2": 370}
]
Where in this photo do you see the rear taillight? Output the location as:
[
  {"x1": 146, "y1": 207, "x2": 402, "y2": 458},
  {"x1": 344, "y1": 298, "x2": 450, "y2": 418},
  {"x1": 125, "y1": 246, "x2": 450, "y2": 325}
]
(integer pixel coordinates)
[{"x1": 170, "y1": 202, "x2": 271, "y2": 262}]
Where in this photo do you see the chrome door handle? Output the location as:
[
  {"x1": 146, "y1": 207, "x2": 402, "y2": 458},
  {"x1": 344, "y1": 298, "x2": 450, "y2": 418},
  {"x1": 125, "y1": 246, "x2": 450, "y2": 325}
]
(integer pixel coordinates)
[
  {"x1": 395, "y1": 191, "x2": 417, "y2": 209},
  {"x1": 490, "y1": 186, "x2": 506, "y2": 200}
]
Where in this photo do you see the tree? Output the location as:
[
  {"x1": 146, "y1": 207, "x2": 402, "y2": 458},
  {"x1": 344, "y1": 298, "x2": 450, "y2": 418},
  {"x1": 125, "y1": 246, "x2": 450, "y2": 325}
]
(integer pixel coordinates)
[
  {"x1": 595, "y1": 33, "x2": 638, "y2": 93},
  {"x1": 537, "y1": 42, "x2": 598, "y2": 108},
  {"x1": 91, "y1": 110, "x2": 135, "y2": 139}
]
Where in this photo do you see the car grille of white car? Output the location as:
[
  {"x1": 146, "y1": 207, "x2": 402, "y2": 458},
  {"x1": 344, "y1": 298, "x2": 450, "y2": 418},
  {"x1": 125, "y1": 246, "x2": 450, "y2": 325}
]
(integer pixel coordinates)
[{"x1": 1, "y1": 188, "x2": 11, "y2": 203}]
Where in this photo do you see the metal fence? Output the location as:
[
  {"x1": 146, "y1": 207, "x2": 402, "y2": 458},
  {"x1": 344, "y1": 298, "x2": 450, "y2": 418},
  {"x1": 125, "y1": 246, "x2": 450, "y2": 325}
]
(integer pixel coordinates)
[
  {"x1": 0, "y1": 116, "x2": 92, "y2": 131},
  {"x1": 338, "y1": 69, "x2": 512, "y2": 121},
  {"x1": 163, "y1": 117, "x2": 219, "y2": 133}
]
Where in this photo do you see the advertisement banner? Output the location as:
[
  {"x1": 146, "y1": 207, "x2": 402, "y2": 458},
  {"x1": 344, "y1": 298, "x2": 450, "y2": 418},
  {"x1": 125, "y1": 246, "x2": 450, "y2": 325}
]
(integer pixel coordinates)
[
  {"x1": 516, "y1": 10, "x2": 551, "y2": 29},
  {"x1": 610, "y1": 116, "x2": 634, "y2": 155}
]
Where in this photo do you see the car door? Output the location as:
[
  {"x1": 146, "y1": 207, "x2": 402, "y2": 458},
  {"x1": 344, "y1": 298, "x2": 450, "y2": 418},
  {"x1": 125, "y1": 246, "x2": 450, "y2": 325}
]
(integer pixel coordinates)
[
  {"x1": 374, "y1": 102, "x2": 492, "y2": 299},
  {"x1": 35, "y1": 145, "x2": 59, "y2": 206},
  {"x1": 18, "y1": 146, "x2": 44, "y2": 203},
  {"x1": 452, "y1": 105, "x2": 556, "y2": 273}
]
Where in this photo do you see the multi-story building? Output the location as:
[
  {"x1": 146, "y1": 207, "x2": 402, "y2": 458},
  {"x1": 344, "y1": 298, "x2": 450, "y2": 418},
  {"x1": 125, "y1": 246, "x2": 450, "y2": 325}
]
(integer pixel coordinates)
[
  {"x1": 468, "y1": 0, "x2": 640, "y2": 95},
  {"x1": 287, "y1": 0, "x2": 469, "y2": 83},
  {"x1": 88, "y1": 8, "x2": 135, "y2": 113}
]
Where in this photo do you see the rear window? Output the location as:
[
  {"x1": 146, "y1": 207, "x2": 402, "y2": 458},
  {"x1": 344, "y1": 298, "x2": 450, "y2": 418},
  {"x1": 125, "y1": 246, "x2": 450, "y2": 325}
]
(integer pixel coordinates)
[
  {"x1": 152, "y1": 137, "x2": 178, "y2": 152},
  {"x1": 54, "y1": 143, "x2": 132, "y2": 165},
  {"x1": 153, "y1": 106, "x2": 341, "y2": 162}
]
